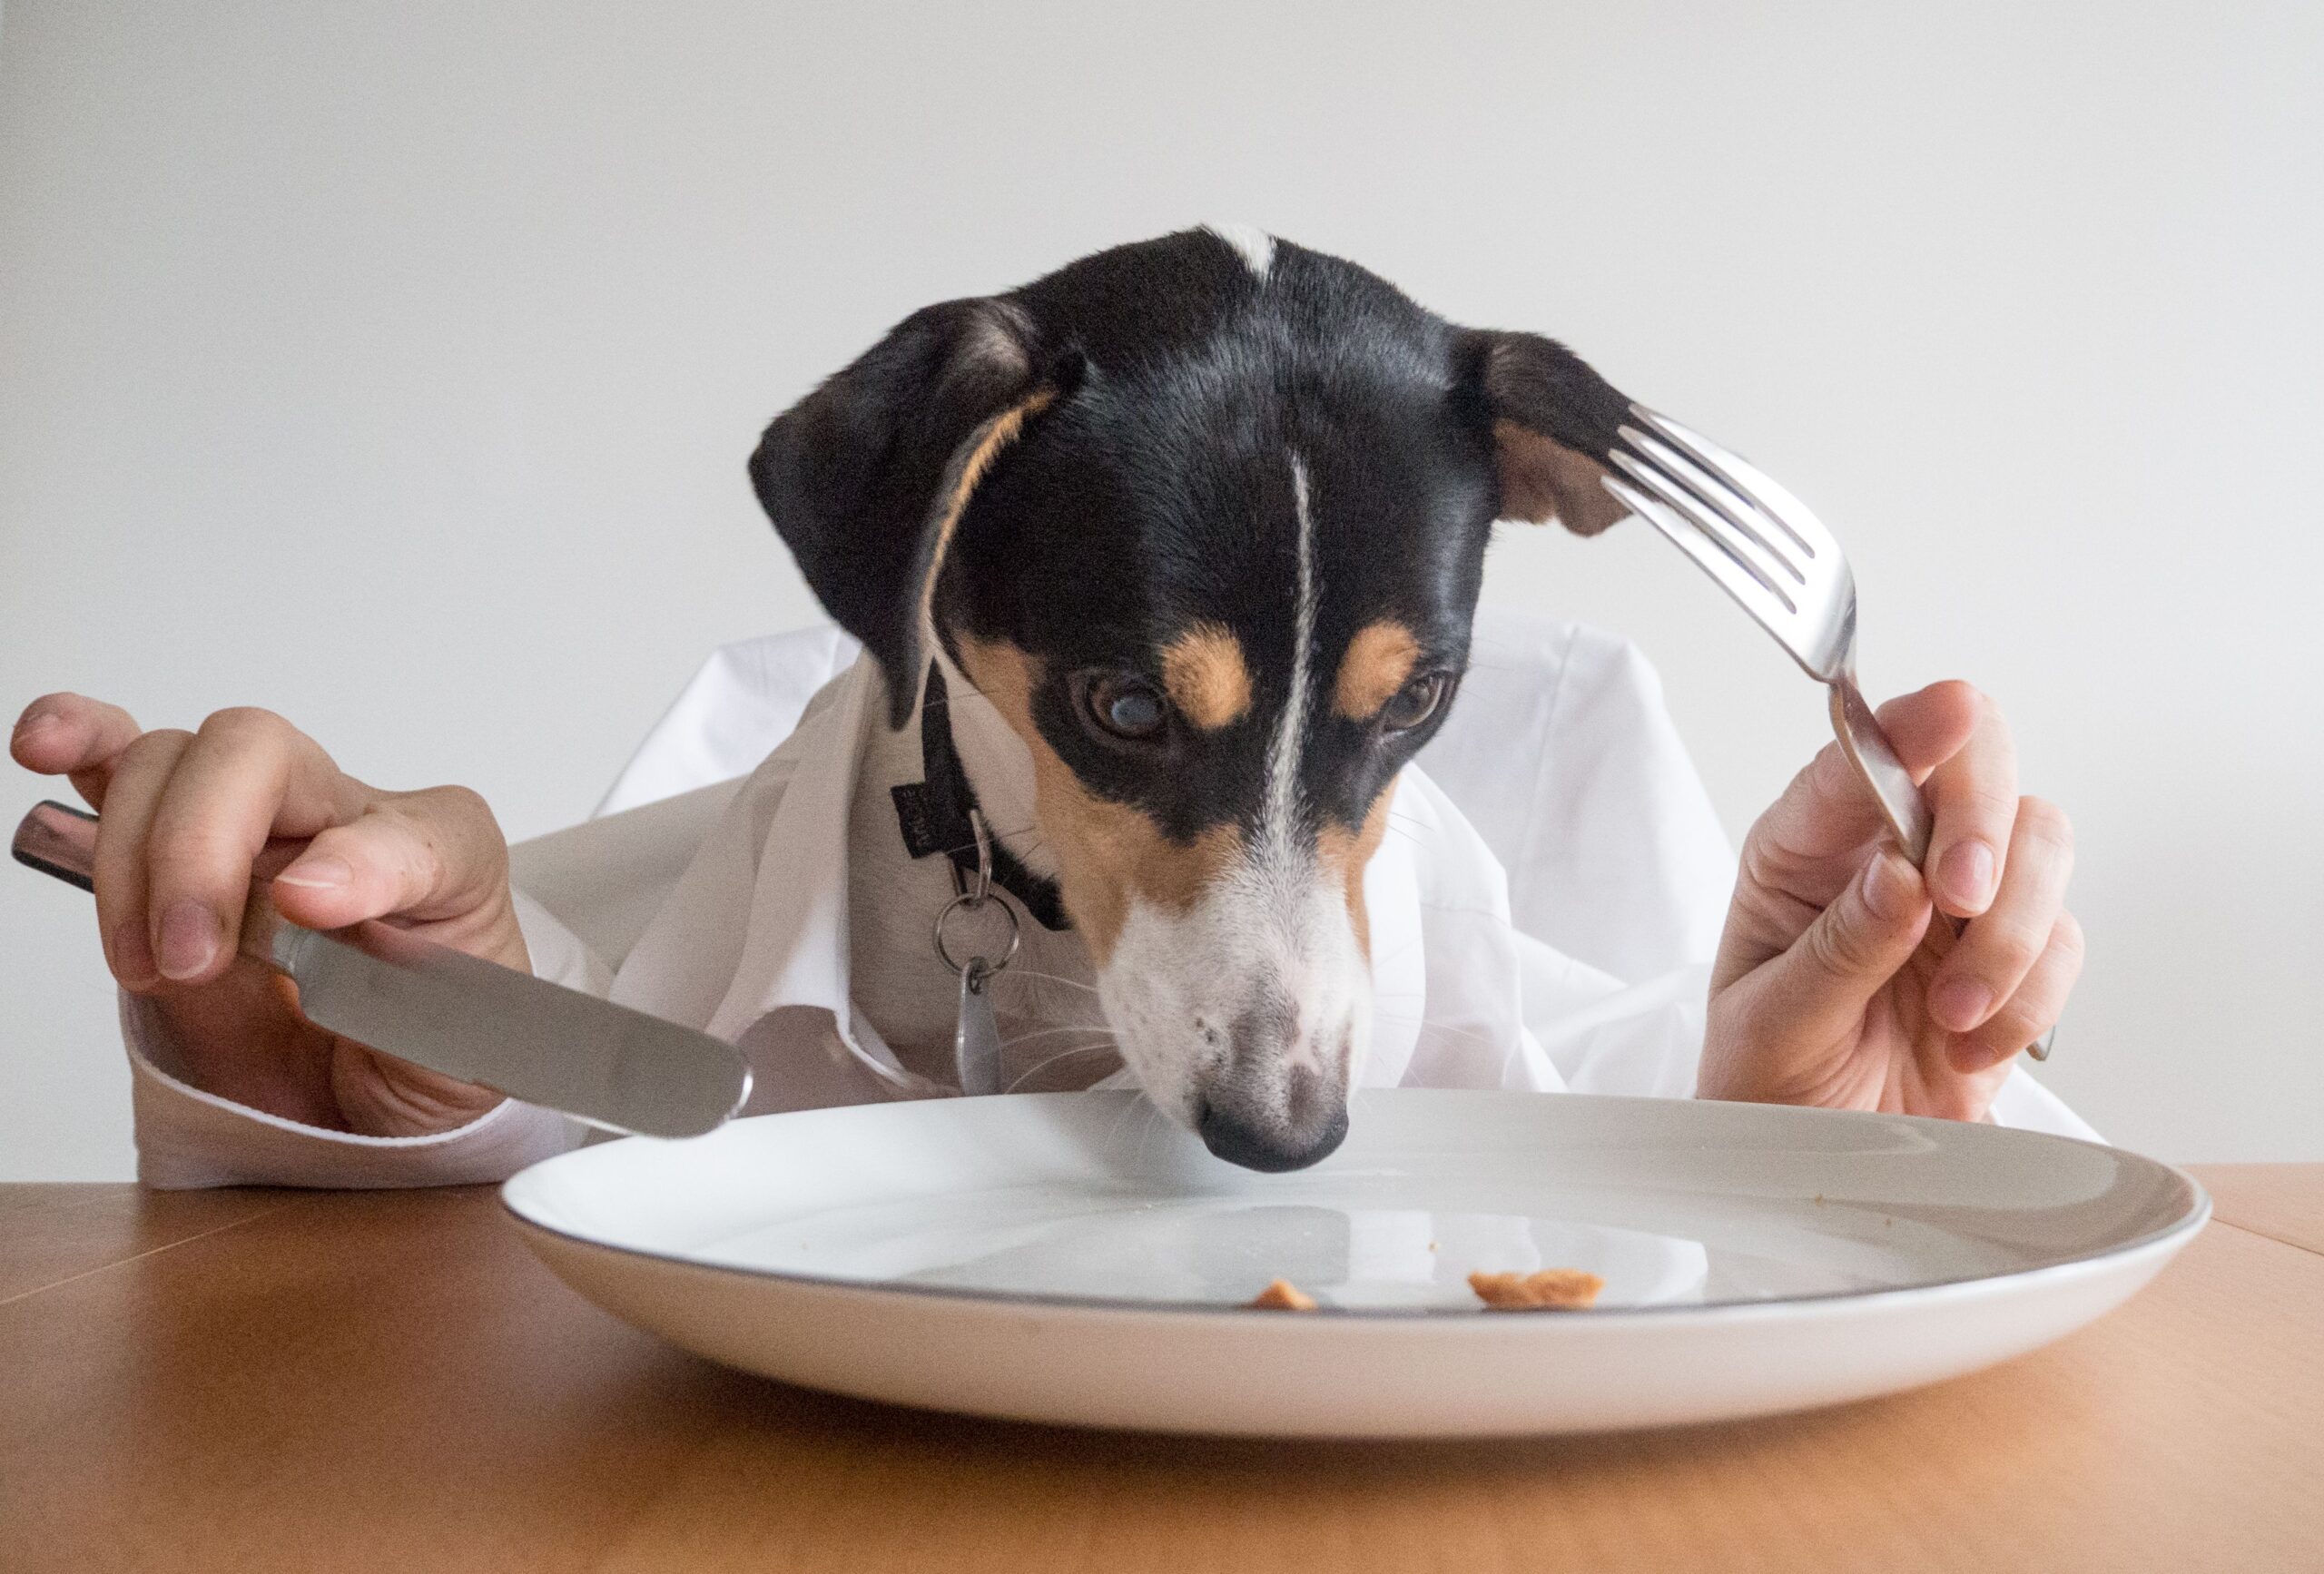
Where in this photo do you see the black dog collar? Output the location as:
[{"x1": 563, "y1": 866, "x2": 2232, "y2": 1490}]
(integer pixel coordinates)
[{"x1": 890, "y1": 663, "x2": 1072, "y2": 932}]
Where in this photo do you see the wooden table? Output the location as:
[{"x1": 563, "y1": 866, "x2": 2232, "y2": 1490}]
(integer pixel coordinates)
[{"x1": 2, "y1": 1167, "x2": 2319, "y2": 1573}]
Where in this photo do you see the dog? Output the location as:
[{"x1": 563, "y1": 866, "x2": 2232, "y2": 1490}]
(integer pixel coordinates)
[{"x1": 747, "y1": 226, "x2": 1635, "y2": 1172}]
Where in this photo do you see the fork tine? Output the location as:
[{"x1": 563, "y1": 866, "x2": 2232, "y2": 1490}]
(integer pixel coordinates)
[
  {"x1": 1610, "y1": 441, "x2": 1807, "y2": 591},
  {"x1": 1600, "y1": 474, "x2": 1799, "y2": 619},
  {"x1": 1628, "y1": 407, "x2": 1835, "y2": 563}
]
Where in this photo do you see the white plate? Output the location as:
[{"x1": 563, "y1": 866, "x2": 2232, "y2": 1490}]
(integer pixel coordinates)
[{"x1": 502, "y1": 1090, "x2": 2205, "y2": 1437}]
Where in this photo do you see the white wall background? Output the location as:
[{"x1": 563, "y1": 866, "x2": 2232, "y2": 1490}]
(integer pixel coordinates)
[{"x1": 3, "y1": 1, "x2": 2317, "y2": 1178}]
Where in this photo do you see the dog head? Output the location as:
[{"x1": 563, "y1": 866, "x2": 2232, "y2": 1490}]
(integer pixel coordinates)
[{"x1": 750, "y1": 228, "x2": 1634, "y2": 1170}]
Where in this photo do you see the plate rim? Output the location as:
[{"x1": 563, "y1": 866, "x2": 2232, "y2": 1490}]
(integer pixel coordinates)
[{"x1": 499, "y1": 1092, "x2": 2212, "y2": 1325}]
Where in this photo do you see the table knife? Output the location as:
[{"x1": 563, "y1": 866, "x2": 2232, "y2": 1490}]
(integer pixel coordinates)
[{"x1": 12, "y1": 800, "x2": 750, "y2": 1138}]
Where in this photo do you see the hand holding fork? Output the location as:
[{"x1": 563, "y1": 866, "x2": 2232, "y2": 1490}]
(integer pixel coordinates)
[{"x1": 1601, "y1": 410, "x2": 2075, "y2": 1116}]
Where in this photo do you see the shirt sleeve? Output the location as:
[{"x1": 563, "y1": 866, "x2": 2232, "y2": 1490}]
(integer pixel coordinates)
[
  {"x1": 125, "y1": 890, "x2": 596, "y2": 1190},
  {"x1": 1987, "y1": 1065, "x2": 2103, "y2": 1141}
]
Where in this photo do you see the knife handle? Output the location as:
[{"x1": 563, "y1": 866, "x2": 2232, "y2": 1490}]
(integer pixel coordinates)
[
  {"x1": 12, "y1": 799, "x2": 98, "y2": 891},
  {"x1": 15, "y1": 800, "x2": 298, "y2": 970}
]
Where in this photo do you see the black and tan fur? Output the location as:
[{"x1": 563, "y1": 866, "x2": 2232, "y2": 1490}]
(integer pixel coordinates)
[{"x1": 748, "y1": 229, "x2": 1635, "y2": 1171}]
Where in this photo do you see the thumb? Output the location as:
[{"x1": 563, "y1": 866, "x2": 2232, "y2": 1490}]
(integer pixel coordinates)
[
  {"x1": 267, "y1": 791, "x2": 511, "y2": 936},
  {"x1": 1748, "y1": 850, "x2": 1934, "y2": 1048}
]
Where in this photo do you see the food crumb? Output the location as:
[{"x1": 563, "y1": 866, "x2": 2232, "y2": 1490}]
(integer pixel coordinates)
[
  {"x1": 1468, "y1": 1269, "x2": 1604, "y2": 1312},
  {"x1": 1247, "y1": 1278, "x2": 1318, "y2": 1312},
  {"x1": 1427, "y1": 1241, "x2": 1440, "y2": 1252},
  {"x1": 1812, "y1": 1194, "x2": 1826, "y2": 1205}
]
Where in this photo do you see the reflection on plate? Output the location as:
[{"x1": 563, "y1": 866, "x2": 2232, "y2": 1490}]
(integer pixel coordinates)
[{"x1": 504, "y1": 1090, "x2": 2204, "y2": 1436}]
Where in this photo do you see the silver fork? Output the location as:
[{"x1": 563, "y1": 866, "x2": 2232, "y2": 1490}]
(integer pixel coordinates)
[{"x1": 1600, "y1": 408, "x2": 2052, "y2": 1062}]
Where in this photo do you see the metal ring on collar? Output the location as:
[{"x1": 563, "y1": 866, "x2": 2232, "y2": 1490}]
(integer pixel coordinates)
[
  {"x1": 950, "y1": 807, "x2": 996, "y2": 904},
  {"x1": 934, "y1": 890, "x2": 1020, "y2": 977}
]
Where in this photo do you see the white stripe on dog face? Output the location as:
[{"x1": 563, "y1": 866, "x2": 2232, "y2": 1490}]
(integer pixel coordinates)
[
  {"x1": 1087, "y1": 447, "x2": 1366, "y2": 1163},
  {"x1": 952, "y1": 446, "x2": 1365, "y2": 1166},
  {"x1": 1205, "y1": 222, "x2": 1275, "y2": 280},
  {"x1": 1260, "y1": 455, "x2": 1316, "y2": 878}
]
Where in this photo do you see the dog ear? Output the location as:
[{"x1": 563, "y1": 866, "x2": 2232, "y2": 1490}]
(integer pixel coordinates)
[
  {"x1": 749, "y1": 297, "x2": 1069, "y2": 725},
  {"x1": 1459, "y1": 329, "x2": 1634, "y2": 537}
]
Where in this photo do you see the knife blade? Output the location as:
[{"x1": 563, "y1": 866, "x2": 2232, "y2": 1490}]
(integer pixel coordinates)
[{"x1": 12, "y1": 800, "x2": 749, "y2": 1138}]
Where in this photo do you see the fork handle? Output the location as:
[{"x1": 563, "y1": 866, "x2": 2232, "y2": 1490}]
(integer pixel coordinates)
[
  {"x1": 1828, "y1": 680, "x2": 1933, "y2": 866},
  {"x1": 1827, "y1": 681, "x2": 2053, "y2": 1063}
]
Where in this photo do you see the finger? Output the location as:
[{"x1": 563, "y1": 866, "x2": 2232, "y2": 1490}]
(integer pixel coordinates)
[
  {"x1": 1927, "y1": 796, "x2": 2074, "y2": 1034},
  {"x1": 1746, "y1": 849, "x2": 1935, "y2": 1049},
  {"x1": 1905, "y1": 684, "x2": 2018, "y2": 920},
  {"x1": 271, "y1": 787, "x2": 510, "y2": 933},
  {"x1": 1868, "y1": 680, "x2": 1984, "y2": 779},
  {"x1": 1950, "y1": 910, "x2": 2085, "y2": 1075},
  {"x1": 88, "y1": 729, "x2": 193, "y2": 989},
  {"x1": 1747, "y1": 746, "x2": 1890, "y2": 879},
  {"x1": 143, "y1": 708, "x2": 360, "y2": 985},
  {"x1": 11, "y1": 694, "x2": 146, "y2": 809},
  {"x1": 1748, "y1": 681, "x2": 1989, "y2": 876}
]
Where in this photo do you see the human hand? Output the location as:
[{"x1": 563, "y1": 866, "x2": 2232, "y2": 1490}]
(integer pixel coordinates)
[
  {"x1": 12, "y1": 694, "x2": 523, "y2": 1136},
  {"x1": 1697, "y1": 682, "x2": 2081, "y2": 1121}
]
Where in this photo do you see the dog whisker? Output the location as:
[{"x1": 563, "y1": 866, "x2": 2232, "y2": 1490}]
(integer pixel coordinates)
[
  {"x1": 929, "y1": 821, "x2": 1044, "y2": 862},
  {"x1": 1372, "y1": 1011, "x2": 1504, "y2": 1049},
  {"x1": 1108, "y1": 1095, "x2": 1165, "y2": 1163},
  {"x1": 1004, "y1": 1040, "x2": 1122, "y2": 1094},
  {"x1": 999, "y1": 967, "x2": 1102, "y2": 996},
  {"x1": 1098, "y1": 1083, "x2": 1147, "y2": 1151},
  {"x1": 998, "y1": 1022, "x2": 1119, "y2": 1049},
  {"x1": 1131, "y1": 1098, "x2": 1167, "y2": 1169}
]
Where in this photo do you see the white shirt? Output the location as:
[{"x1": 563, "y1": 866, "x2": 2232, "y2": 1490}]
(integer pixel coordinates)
[{"x1": 123, "y1": 608, "x2": 2095, "y2": 1188}]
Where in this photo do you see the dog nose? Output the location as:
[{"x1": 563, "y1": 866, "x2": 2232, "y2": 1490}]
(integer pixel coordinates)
[
  {"x1": 1196, "y1": 1091, "x2": 1349, "y2": 1172},
  {"x1": 1193, "y1": 1005, "x2": 1352, "y2": 1172}
]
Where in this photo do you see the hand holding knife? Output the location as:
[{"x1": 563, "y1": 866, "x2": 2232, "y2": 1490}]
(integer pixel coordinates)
[{"x1": 14, "y1": 800, "x2": 750, "y2": 1138}]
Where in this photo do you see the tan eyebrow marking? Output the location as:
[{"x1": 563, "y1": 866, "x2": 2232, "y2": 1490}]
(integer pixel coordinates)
[
  {"x1": 1333, "y1": 620, "x2": 1423, "y2": 722},
  {"x1": 1159, "y1": 623, "x2": 1255, "y2": 732}
]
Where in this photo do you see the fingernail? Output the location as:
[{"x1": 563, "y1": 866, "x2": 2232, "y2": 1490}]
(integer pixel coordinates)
[
  {"x1": 1932, "y1": 976, "x2": 1994, "y2": 1033},
  {"x1": 275, "y1": 855, "x2": 352, "y2": 889},
  {"x1": 11, "y1": 706, "x2": 59, "y2": 740},
  {"x1": 1941, "y1": 840, "x2": 1995, "y2": 910},
  {"x1": 1861, "y1": 852, "x2": 1917, "y2": 921},
  {"x1": 111, "y1": 918, "x2": 160, "y2": 987},
  {"x1": 155, "y1": 899, "x2": 221, "y2": 980}
]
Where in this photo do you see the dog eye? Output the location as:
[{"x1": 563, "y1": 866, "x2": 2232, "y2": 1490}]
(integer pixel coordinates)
[
  {"x1": 1379, "y1": 673, "x2": 1449, "y2": 733},
  {"x1": 1086, "y1": 674, "x2": 1171, "y2": 741}
]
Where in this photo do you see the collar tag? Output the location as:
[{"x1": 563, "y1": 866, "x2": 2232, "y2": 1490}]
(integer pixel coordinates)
[{"x1": 888, "y1": 782, "x2": 947, "y2": 861}]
